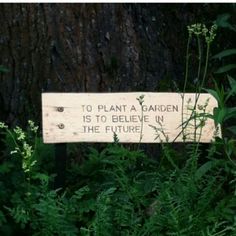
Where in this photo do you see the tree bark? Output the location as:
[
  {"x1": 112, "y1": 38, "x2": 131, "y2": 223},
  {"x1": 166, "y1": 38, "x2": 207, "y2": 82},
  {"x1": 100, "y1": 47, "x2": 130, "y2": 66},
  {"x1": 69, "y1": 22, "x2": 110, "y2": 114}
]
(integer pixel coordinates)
[{"x1": 0, "y1": 3, "x2": 233, "y2": 126}]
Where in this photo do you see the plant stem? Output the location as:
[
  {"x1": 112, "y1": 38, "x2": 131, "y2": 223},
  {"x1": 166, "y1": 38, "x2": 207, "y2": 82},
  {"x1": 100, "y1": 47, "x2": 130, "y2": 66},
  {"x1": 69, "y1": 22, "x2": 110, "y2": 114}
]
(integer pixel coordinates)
[
  {"x1": 138, "y1": 105, "x2": 144, "y2": 150},
  {"x1": 194, "y1": 35, "x2": 202, "y2": 141},
  {"x1": 196, "y1": 35, "x2": 202, "y2": 92},
  {"x1": 200, "y1": 42, "x2": 210, "y2": 90},
  {"x1": 183, "y1": 35, "x2": 191, "y2": 95},
  {"x1": 193, "y1": 42, "x2": 211, "y2": 143},
  {"x1": 177, "y1": 42, "x2": 211, "y2": 143},
  {"x1": 181, "y1": 34, "x2": 191, "y2": 142}
]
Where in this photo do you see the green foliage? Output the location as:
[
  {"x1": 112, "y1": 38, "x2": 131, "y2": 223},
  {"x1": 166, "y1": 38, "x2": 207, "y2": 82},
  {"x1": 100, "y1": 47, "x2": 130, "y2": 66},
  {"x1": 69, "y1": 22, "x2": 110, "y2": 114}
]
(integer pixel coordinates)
[
  {"x1": 214, "y1": 13, "x2": 236, "y2": 32},
  {"x1": 0, "y1": 65, "x2": 9, "y2": 73},
  {"x1": 215, "y1": 64, "x2": 236, "y2": 74},
  {"x1": 213, "y1": 13, "x2": 236, "y2": 76},
  {"x1": 212, "y1": 49, "x2": 236, "y2": 60},
  {"x1": 0, "y1": 20, "x2": 236, "y2": 235},
  {"x1": 205, "y1": 76, "x2": 236, "y2": 129},
  {"x1": 1, "y1": 117, "x2": 236, "y2": 235}
]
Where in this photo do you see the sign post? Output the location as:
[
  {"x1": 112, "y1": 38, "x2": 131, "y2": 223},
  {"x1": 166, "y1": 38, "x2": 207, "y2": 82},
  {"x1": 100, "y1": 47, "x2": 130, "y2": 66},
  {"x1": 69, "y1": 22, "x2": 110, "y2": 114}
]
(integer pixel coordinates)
[
  {"x1": 54, "y1": 143, "x2": 67, "y2": 189},
  {"x1": 42, "y1": 92, "x2": 221, "y2": 188}
]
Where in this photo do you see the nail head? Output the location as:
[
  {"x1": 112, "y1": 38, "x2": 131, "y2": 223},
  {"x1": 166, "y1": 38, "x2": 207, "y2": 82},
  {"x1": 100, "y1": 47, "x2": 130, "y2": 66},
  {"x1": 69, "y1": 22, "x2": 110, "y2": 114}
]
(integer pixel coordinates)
[
  {"x1": 57, "y1": 107, "x2": 64, "y2": 112},
  {"x1": 58, "y1": 123, "x2": 65, "y2": 129}
]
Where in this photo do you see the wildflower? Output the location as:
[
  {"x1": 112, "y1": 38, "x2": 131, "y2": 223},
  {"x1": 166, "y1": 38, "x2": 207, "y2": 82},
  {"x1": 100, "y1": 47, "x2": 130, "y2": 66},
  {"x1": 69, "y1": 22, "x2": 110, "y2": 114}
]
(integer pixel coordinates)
[
  {"x1": 10, "y1": 150, "x2": 18, "y2": 155},
  {"x1": 22, "y1": 142, "x2": 33, "y2": 158},
  {"x1": 0, "y1": 122, "x2": 8, "y2": 129},
  {"x1": 187, "y1": 23, "x2": 217, "y2": 44},
  {"x1": 28, "y1": 120, "x2": 38, "y2": 133},
  {"x1": 187, "y1": 23, "x2": 203, "y2": 36},
  {"x1": 205, "y1": 24, "x2": 217, "y2": 44},
  {"x1": 202, "y1": 25, "x2": 208, "y2": 36},
  {"x1": 14, "y1": 126, "x2": 26, "y2": 141}
]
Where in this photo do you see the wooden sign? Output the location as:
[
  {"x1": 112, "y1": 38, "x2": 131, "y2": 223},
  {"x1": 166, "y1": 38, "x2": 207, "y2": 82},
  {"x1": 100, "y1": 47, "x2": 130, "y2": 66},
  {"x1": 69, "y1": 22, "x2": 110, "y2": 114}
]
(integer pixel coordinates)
[{"x1": 42, "y1": 92, "x2": 221, "y2": 143}]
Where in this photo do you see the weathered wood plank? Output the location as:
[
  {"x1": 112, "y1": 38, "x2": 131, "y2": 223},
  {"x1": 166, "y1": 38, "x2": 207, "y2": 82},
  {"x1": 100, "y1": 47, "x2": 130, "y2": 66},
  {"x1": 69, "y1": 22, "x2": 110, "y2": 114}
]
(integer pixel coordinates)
[{"x1": 42, "y1": 92, "x2": 221, "y2": 143}]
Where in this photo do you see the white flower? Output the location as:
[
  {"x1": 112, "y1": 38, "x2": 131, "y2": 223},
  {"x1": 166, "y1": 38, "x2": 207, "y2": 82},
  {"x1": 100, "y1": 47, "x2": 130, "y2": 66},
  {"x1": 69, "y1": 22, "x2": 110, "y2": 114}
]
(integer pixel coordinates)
[
  {"x1": 10, "y1": 150, "x2": 18, "y2": 155},
  {"x1": 14, "y1": 126, "x2": 26, "y2": 141},
  {"x1": 28, "y1": 120, "x2": 38, "y2": 133},
  {"x1": 0, "y1": 122, "x2": 8, "y2": 129}
]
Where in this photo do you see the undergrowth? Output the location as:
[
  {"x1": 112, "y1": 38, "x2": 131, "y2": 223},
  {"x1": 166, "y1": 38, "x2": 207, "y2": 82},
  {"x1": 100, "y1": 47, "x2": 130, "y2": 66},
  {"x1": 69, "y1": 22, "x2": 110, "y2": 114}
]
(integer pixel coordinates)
[{"x1": 0, "y1": 120, "x2": 236, "y2": 235}]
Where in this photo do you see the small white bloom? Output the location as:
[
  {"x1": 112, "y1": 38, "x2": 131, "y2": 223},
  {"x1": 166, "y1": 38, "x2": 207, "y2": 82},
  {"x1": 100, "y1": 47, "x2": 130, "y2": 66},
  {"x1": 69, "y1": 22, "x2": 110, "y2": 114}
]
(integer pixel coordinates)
[
  {"x1": 0, "y1": 122, "x2": 8, "y2": 129},
  {"x1": 10, "y1": 150, "x2": 18, "y2": 155}
]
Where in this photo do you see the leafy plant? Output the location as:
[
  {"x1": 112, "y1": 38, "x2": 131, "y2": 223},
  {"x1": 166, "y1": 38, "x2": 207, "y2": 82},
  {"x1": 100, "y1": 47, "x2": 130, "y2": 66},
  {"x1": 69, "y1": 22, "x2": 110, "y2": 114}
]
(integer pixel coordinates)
[
  {"x1": 213, "y1": 13, "x2": 236, "y2": 75},
  {"x1": 1, "y1": 18, "x2": 236, "y2": 235}
]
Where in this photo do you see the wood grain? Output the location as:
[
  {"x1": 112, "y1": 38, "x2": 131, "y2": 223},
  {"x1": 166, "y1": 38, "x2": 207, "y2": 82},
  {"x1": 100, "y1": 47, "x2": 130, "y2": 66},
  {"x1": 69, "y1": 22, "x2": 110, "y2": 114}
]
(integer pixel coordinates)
[{"x1": 42, "y1": 92, "x2": 221, "y2": 143}]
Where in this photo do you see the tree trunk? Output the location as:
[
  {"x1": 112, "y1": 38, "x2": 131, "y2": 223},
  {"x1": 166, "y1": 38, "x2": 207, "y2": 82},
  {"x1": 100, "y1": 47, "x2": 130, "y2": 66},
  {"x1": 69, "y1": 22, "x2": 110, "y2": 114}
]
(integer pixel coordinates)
[{"x1": 0, "y1": 3, "x2": 233, "y2": 126}]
